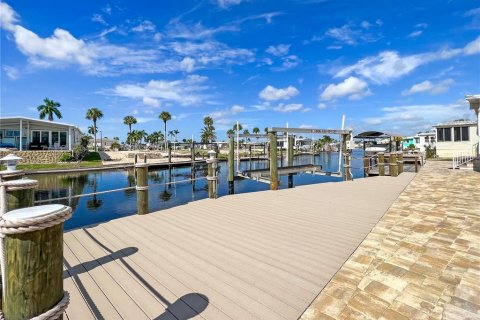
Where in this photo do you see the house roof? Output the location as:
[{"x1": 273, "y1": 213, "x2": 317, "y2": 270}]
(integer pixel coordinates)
[
  {"x1": 433, "y1": 119, "x2": 477, "y2": 127},
  {"x1": 0, "y1": 116, "x2": 78, "y2": 128}
]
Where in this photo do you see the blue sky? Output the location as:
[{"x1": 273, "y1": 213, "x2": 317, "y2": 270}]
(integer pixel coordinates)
[{"x1": 1, "y1": 0, "x2": 479, "y2": 141}]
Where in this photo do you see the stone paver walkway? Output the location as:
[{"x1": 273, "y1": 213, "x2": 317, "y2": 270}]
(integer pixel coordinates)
[{"x1": 301, "y1": 161, "x2": 480, "y2": 320}]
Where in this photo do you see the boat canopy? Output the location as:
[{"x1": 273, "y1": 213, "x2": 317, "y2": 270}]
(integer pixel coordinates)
[{"x1": 354, "y1": 131, "x2": 402, "y2": 140}]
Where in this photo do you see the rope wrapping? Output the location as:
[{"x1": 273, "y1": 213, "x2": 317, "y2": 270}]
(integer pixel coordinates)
[{"x1": 29, "y1": 291, "x2": 70, "y2": 320}]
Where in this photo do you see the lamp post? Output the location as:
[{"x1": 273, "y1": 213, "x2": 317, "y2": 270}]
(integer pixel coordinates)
[
  {"x1": 0, "y1": 154, "x2": 22, "y2": 172},
  {"x1": 466, "y1": 95, "x2": 480, "y2": 172}
]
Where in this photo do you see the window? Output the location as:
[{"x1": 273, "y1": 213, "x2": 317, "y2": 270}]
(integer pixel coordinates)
[
  {"x1": 437, "y1": 129, "x2": 444, "y2": 141},
  {"x1": 41, "y1": 131, "x2": 49, "y2": 145},
  {"x1": 461, "y1": 127, "x2": 469, "y2": 141},
  {"x1": 60, "y1": 132, "x2": 67, "y2": 146},
  {"x1": 454, "y1": 127, "x2": 461, "y2": 141},
  {"x1": 52, "y1": 132, "x2": 59, "y2": 145},
  {"x1": 5, "y1": 130, "x2": 19, "y2": 137},
  {"x1": 444, "y1": 128, "x2": 452, "y2": 141},
  {"x1": 32, "y1": 131, "x2": 41, "y2": 144},
  {"x1": 415, "y1": 137, "x2": 420, "y2": 143}
]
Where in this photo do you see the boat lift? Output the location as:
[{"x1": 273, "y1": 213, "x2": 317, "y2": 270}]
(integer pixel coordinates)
[{"x1": 227, "y1": 118, "x2": 354, "y2": 191}]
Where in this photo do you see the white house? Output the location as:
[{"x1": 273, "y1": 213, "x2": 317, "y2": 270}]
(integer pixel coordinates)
[
  {"x1": 414, "y1": 131, "x2": 436, "y2": 152},
  {"x1": 0, "y1": 117, "x2": 82, "y2": 151},
  {"x1": 433, "y1": 119, "x2": 479, "y2": 158}
]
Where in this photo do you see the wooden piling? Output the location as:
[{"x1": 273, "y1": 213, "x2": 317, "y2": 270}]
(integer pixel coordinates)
[
  {"x1": 343, "y1": 153, "x2": 352, "y2": 181},
  {"x1": 191, "y1": 141, "x2": 195, "y2": 162},
  {"x1": 378, "y1": 152, "x2": 385, "y2": 176},
  {"x1": 135, "y1": 163, "x2": 148, "y2": 215},
  {"x1": 228, "y1": 136, "x2": 234, "y2": 194},
  {"x1": 3, "y1": 204, "x2": 71, "y2": 319},
  {"x1": 207, "y1": 152, "x2": 218, "y2": 199},
  {"x1": 288, "y1": 136, "x2": 294, "y2": 188},
  {"x1": 363, "y1": 157, "x2": 370, "y2": 177},
  {"x1": 143, "y1": 153, "x2": 147, "y2": 164},
  {"x1": 134, "y1": 153, "x2": 138, "y2": 164},
  {"x1": 389, "y1": 153, "x2": 398, "y2": 177},
  {"x1": 415, "y1": 155, "x2": 419, "y2": 173},
  {"x1": 269, "y1": 132, "x2": 278, "y2": 190},
  {"x1": 397, "y1": 151, "x2": 404, "y2": 174}
]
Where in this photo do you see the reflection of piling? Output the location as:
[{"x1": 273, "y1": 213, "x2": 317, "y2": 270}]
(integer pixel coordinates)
[
  {"x1": 397, "y1": 151, "x2": 404, "y2": 174},
  {"x1": 228, "y1": 136, "x2": 234, "y2": 194},
  {"x1": 135, "y1": 163, "x2": 149, "y2": 215},
  {"x1": 378, "y1": 152, "x2": 385, "y2": 176},
  {"x1": 288, "y1": 136, "x2": 294, "y2": 188},
  {"x1": 168, "y1": 143, "x2": 172, "y2": 164},
  {"x1": 269, "y1": 132, "x2": 278, "y2": 190},
  {"x1": 1, "y1": 203, "x2": 72, "y2": 319},
  {"x1": 389, "y1": 153, "x2": 398, "y2": 177}
]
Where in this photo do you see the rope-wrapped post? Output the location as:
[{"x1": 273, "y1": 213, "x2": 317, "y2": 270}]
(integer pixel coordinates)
[
  {"x1": 343, "y1": 153, "x2": 352, "y2": 181},
  {"x1": 135, "y1": 163, "x2": 149, "y2": 215},
  {"x1": 397, "y1": 151, "x2": 404, "y2": 174},
  {"x1": 269, "y1": 132, "x2": 278, "y2": 190},
  {"x1": 287, "y1": 136, "x2": 294, "y2": 188},
  {"x1": 228, "y1": 136, "x2": 234, "y2": 195},
  {"x1": 1, "y1": 204, "x2": 72, "y2": 319},
  {"x1": 378, "y1": 152, "x2": 385, "y2": 176},
  {"x1": 206, "y1": 150, "x2": 218, "y2": 199},
  {"x1": 1, "y1": 179, "x2": 38, "y2": 215},
  {"x1": 389, "y1": 153, "x2": 398, "y2": 177}
]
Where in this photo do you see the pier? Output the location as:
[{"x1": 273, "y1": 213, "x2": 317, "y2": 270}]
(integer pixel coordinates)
[{"x1": 63, "y1": 173, "x2": 414, "y2": 319}]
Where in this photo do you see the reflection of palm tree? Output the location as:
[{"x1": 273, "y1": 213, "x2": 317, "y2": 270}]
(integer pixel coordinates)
[
  {"x1": 86, "y1": 173, "x2": 103, "y2": 210},
  {"x1": 124, "y1": 169, "x2": 136, "y2": 196}
]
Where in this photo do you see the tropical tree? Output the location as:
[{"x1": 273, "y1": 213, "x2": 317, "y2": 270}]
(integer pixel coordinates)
[
  {"x1": 264, "y1": 127, "x2": 268, "y2": 134},
  {"x1": 226, "y1": 129, "x2": 234, "y2": 137},
  {"x1": 200, "y1": 116, "x2": 216, "y2": 143},
  {"x1": 253, "y1": 127, "x2": 260, "y2": 134},
  {"x1": 233, "y1": 123, "x2": 243, "y2": 132},
  {"x1": 123, "y1": 115, "x2": 137, "y2": 134},
  {"x1": 37, "y1": 98, "x2": 62, "y2": 121},
  {"x1": 87, "y1": 125, "x2": 97, "y2": 136},
  {"x1": 85, "y1": 108, "x2": 103, "y2": 152},
  {"x1": 159, "y1": 111, "x2": 172, "y2": 149}
]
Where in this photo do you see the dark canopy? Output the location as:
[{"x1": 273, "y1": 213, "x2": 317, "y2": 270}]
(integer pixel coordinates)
[{"x1": 354, "y1": 131, "x2": 402, "y2": 139}]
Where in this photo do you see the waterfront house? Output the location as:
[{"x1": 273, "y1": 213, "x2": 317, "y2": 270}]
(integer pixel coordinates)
[
  {"x1": 0, "y1": 116, "x2": 82, "y2": 151},
  {"x1": 433, "y1": 119, "x2": 479, "y2": 158},
  {"x1": 403, "y1": 131, "x2": 436, "y2": 152}
]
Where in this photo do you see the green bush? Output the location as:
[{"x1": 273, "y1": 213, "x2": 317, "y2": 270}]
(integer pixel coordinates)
[
  {"x1": 59, "y1": 153, "x2": 75, "y2": 162},
  {"x1": 83, "y1": 152, "x2": 101, "y2": 161},
  {"x1": 110, "y1": 142, "x2": 121, "y2": 150}
]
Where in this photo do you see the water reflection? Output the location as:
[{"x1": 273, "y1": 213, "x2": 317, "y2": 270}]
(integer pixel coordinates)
[{"x1": 31, "y1": 151, "x2": 365, "y2": 230}]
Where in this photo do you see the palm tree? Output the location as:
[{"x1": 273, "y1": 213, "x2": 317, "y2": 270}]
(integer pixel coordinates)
[
  {"x1": 159, "y1": 111, "x2": 172, "y2": 149},
  {"x1": 264, "y1": 127, "x2": 268, "y2": 134},
  {"x1": 87, "y1": 125, "x2": 97, "y2": 136},
  {"x1": 37, "y1": 98, "x2": 62, "y2": 121},
  {"x1": 233, "y1": 123, "x2": 243, "y2": 132},
  {"x1": 201, "y1": 116, "x2": 216, "y2": 144},
  {"x1": 226, "y1": 129, "x2": 234, "y2": 137},
  {"x1": 123, "y1": 115, "x2": 137, "y2": 134},
  {"x1": 85, "y1": 108, "x2": 104, "y2": 152},
  {"x1": 253, "y1": 127, "x2": 260, "y2": 134}
]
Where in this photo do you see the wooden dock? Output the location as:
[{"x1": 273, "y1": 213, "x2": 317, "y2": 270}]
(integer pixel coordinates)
[{"x1": 63, "y1": 173, "x2": 415, "y2": 320}]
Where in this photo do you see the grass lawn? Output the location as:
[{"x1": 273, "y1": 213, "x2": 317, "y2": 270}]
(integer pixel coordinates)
[{"x1": 0, "y1": 152, "x2": 103, "y2": 171}]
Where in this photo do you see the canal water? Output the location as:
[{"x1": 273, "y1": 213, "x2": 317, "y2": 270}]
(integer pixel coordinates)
[{"x1": 31, "y1": 151, "x2": 366, "y2": 230}]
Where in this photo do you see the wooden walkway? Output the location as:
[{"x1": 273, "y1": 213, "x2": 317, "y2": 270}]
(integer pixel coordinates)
[{"x1": 63, "y1": 173, "x2": 415, "y2": 320}]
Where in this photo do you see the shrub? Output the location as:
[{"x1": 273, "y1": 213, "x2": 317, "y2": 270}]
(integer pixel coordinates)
[
  {"x1": 59, "y1": 153, "x2": 75, "y2": 162},
  {"x1": 111, "y1": 142, "x2": 121, "y2": 150},
  {"x1": 83, "y1": 152, "x2": 101, "y2": 161}
]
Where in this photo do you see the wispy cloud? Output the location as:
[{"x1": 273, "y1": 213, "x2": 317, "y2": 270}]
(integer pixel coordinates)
[
  {"x1": 266, "y1": 44, "x2": 290, "y2": 56},
  {"x1": 131, "y1": 20, "x2": 156, "y2": 33},
  {"x1": 325, "y1": 21, "x2": 381, "y2": 46},
  {"x1": 335, "y1": 36, "x2": 480, "y2": 84},
  {"x1": 402, "y1": 79, "x2": 454, "y2": 95},
  {"x1": 3, "y1": 65, "x2": 19, "y2": 80}
]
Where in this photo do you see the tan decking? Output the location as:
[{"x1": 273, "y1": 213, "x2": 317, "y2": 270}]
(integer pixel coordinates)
[
  {"x1": 301, "y1": 161, "x2": 480, "y2": 320},
  {"x1": 63, "y1": 173, "x2": 415, "y2": 320}
]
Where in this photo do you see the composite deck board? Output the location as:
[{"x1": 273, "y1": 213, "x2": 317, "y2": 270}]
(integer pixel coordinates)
[{"x1": 64, "y1": 173, "x2": 415, "y2": 319}]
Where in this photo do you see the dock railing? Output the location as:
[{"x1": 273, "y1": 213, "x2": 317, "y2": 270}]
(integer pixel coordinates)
[{"x1": 452, "y1": 143, "x2": 478, "y2": 169}]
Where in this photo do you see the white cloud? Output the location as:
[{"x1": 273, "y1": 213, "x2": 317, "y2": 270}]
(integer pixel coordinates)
[
  {"x1": 231, "y1": 105, "x2": 245, "y2": 114},
  {"x1": 132, "y1": 109, "x2": 139, "y2": 115},
  {"x1": 325, "y1": 22, "x2": 380, "y2": 46},
  {"x1": 111, "y1": 75, "x2": 210, "y2": 106},
  {"x1": 136, "y1": 117, "x2": 156, "y2": 124},
  {"x1": 0, "y1": 2, "x2": 17, "y2": 31},
  {"x1": 320, "y1": 76, "x2": 370, "y2": 101},
  {"x1": 131, "y1": 20, "x2": 156, "y2": 33},
  {"x1": 335, "y1": 37, "x2": 480, "y2": 84},
  {"x1": 217, "y1": 0, "x2": 243, "y2": 8},
  {"x1": 416, "y1": 23, "x2": 428, "y2": 28},
  {"x1": 180, "y1": 57, "x2": 195, "y2": 72},
  {"x1": 143, "y1": 97, "x2": 160, "y2": 107},
  {"x1": 266, "y1": 44, "x2": 290, "y2": 56},
  {"x1": 402, "y1": 79, "x2": 454, "y2": 95},
  {"x1": 153, "y1": 33, "x2": 162, "y2": 41},
  {"x1": 408, "y1": 30, "x2": 423, "y2": 38},
  {"x1": 363, "y1": 102, "x2": 473, "y2": 133},
  {"x1": 300, "y1": 124, "x2": 313, "y2": 129},
  {"x1": 3, "y1": 65, "x2": 19, "y2": 80},
  {"x1": 91, "y1": 14, "x2": 107, "y2": 25},
  {"x1": 259, "y1": 85, "x2": 299, "y2": 101},
  {"x1": 274, "y1": 55, "x2": 300, "y2": 71},
  {"x1": 318, "y1": 103, "x2": 327, "y2": 109},
  {"x1": 273, "y1": 103, "x2": 303, "y2": 113}
]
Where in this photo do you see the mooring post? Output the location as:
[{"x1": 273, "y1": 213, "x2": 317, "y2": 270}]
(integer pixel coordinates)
[
  {"x1": 0, "y1": 179, "x2": 38, "y2": 213},
  {"x1": 263, "y1": 143, "x2": 266, "y2": 159},
  {"x1": 397, "y1": 151, "x2": 404, "y2": 174},
  {"x1": 378, "y1": 152, "x2": 385, "y2": 176},
  {"x1": 269, "y1": 132, "x2": 278, "y2": 190},
  {"x1": 415, "y1": 155, "x2": 419, "y2": 173},
  {"x1": 135, "y1": 163, "x2": 149, "y2": 215},
  {"x1": 134, "y1": 153, "x2": 138, "y2": 164},
  {"x1": 168, "y1": 142, "x2": 172, "y2": 164},
  {"x1": 343, "y1": 153, "x2": 352, "y2": 181},
  {"x1": 363, "y1": 157, "x2": 370, "y2": 177},
  {"x1": 389, "y1": 153, "x2": 398, "y2": 177},
  {"x1": 207, "y1": 150, "x2": 218, "y2": 199},
  {"x1": 249, "y1": 144, "x2": 252, "y2": 171},
  {"x1": 228, "y1": 135, "x2": 234, "y2": 194},
  {"x1": 191, "y1": 141, "x2": 195, "y2": 163},
  {"x1": 288, "y1": 136, "x2": 294, "y2": 188},
  {"x1": 143, "y1": 153, "x2": 147, "y2": 164},
  {"x1": 2, "y1": 204, "x2": 72, "y2": 319}
]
